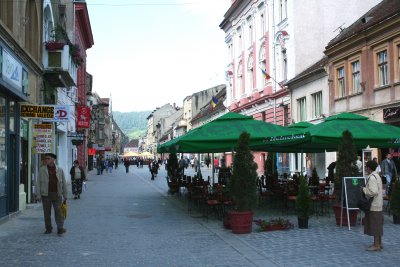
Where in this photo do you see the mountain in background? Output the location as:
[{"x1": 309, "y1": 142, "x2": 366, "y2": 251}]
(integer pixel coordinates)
[{"x1": 113, "y1": 111, "x2": 151, "y2": 140}]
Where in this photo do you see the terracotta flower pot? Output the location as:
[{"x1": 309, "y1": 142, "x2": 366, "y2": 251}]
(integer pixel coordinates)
[
  {"x1": 333, "y1": 204, "x2": 358, "y2": 226},
  {"x1": 229, "y1": 210, "x2": 253, "y2": 234}
]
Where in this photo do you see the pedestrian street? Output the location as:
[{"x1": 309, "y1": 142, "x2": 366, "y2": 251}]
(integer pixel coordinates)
[{"x1": 0, "y1": 164, "x2": 399, "y2": 267}]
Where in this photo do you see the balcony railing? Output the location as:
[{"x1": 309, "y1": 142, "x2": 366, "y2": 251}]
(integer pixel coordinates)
[{"x1": 42, "y1": 42, "x2": 77, "y2": 87}]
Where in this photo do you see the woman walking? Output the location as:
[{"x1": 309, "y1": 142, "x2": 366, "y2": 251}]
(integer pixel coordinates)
[
  {"x1": 70, "y1": 160, "x2": 86, "y2": 199},
  {"x1": 362, "y1": 160, "x2": 384, "y2": 251}
]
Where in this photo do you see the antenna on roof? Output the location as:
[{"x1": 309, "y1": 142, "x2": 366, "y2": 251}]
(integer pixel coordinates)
[{"x1": 334, "y1": 23, "x2": 346, "y2": 33}]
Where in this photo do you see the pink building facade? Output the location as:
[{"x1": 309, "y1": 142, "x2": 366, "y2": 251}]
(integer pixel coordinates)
[
  {"x1": 75, "y1": 2, "x2": 94, "y2": 167},
  {"x1": 220, "y1": 1, "x2": 291, "y2": 174}
]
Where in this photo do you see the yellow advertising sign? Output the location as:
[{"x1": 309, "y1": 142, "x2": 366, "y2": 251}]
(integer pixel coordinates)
[
  {"x1": 20, "y1": 105, "x2": 54, "y2": 119},
  {"x1": 33, "y1": 124, "x2": 53, "y2": 154}
]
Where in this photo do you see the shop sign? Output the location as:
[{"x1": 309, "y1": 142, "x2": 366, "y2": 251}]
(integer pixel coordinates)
[
  {"x1": 77, "y1": 106, "x2": 90, "y2": 128},
  {"x1": 383, "y1": 107, "x2": 400, "y2": 120},
  {"x1": 88, "y1": 148, "x2": 96, "y2": 155},
  {"x1": 43, "y1": 105, "x2": 70, "y2": 122},
  {"x1": 2, "y1": 49, "x2": 23, "y2": 90},
  {"x1": 21, "y1": 105, "x2": 54, "y2": 119},
  {"x1": 33, "y1": 124, "x2": 53, "y2": 154},
  {"x1": 21, "y1": 105, "x2": 70, "y2": 121}
]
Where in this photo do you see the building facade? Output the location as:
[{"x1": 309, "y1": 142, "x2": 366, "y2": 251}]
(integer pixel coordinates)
[
  {"x1": 325, "y1": 0, "x2": 400, "y2": 165},
  {"x1": 220, "y1": 0, "x2": 381, "y2": 174},
  {"x1": 0, "y1": 0, "x2": 43, "y2": 217}
]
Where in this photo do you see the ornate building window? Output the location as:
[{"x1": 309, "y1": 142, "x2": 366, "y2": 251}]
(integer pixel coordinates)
[
  {"x1": 259, "y1": 45, "x2": 267, "y2": 87},
  {"x1": 237, "y1": 63, "x2": 243, "y2": 99},
  {"x1": 247, "y1": 56, "x2": 254, "y2": 91}
]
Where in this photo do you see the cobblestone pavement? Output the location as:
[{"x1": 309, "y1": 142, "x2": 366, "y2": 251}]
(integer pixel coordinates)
[{"x1": 0, "y1": 165, "x2": 399, "y2": 267}]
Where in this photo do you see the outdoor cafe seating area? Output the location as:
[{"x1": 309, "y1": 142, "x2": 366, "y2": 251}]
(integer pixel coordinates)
[
  {"x1": 166, "y1": 168, "x2": 340, "y2": 221},
  {"x1": 159, "y1": 112, "x2": 400, "y2": 225},
  {"x1": 257, "y1": 173, "x2": 334, "y2": 216},
  {"x1": 166, "y1": 171, "x2": 235, "y2": 221}
]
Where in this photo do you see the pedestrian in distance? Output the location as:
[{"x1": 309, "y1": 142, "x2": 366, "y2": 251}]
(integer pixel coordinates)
[
  {"x1": 213, "y1": 157, "x2": 219, "y2": 174},
  {"x1": 70, "y1": 160, "x2": 86, "y2": 200},
  {"x1": 179, "y1": 156, "x2": 185, "y2": 175},
  {"x1": 362, "y1": 160, "x2": 384, "y2": 251},
  {"x1": 124, "y1": 157, "x2": 130, "y2": 173},
  {"x1": 114, "y1": 157, "x2": 119, "y2": 169},
  {"x1": 326, "y1": 161, "x2": 336, "y2": 185},
  {"x1": 356, "y1": 155, "x2": 363, "y2": 176},
  {"x1": 220, "y1": 156, "x2": 226, "y2": 168},
  {"x1": 108, "y1": 159, "x2": 113, "y2": 173},
  {"x1": 149, "y1": 161, "x2": 155, "y2": 180},
  {"x1": 381, "y1": 152, "x2": 397, "y2": 196},
  {"x1": 36, "y1": 153, "x2": 67, "y2": 235},
  {"x1": 96, "y1": 155, "x2": 103, "y2": 175},
  {"x1": 153, "y1": 160, "x2": 159, "y2": 177},
  {"x1": 193, "y1": 157, "x2": 199, "y2": 173}
]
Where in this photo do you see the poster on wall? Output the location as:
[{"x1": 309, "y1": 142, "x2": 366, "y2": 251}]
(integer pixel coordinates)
[{"x1": 33, "y1": 124, "x2": 53, "y2": 154}]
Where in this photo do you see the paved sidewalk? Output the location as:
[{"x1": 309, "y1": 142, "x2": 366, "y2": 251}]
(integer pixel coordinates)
[{"x1": 0, "y1": 165, "x2": 399, "y2": 267}]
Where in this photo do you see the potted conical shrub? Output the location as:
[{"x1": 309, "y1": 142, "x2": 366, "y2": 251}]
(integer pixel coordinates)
[
  {"x1": 166, "y1": 152, "x2": 179, "y2": 194},
  {"x1": 309, "y1": 168, "x2": 320, "y2": 195},
  {"x1": 333, "y1": 130, "x2": 359, "y2": 226},
  {"x1": 390, "y1": 179, "x2": 400, "y2": 224},
  {"x1": 228, "y1": 132, "x2": 258, "y2": 234},
  {"x1": 296, "y1": 175, "x2": 313, "y2": 228}
]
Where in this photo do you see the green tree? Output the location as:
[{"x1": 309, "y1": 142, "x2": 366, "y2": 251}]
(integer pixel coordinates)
[
  {"x1": 265, "y1": 152, "x2": 276, "y2": 176},
  {"x1": 296, "y1": 175, "x2": 313, "y2": 218},
  {"x1": 229, "y1": 132, "x2": 258, "y2": 211},
  {"x1": 167, "y1": 152, "x2": 178, "y2": 179},
  {"x1": 335, "y1": 130, "x2": 358, "y2": 195}
]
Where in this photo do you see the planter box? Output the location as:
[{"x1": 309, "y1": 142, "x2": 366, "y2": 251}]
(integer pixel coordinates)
[{"x1": 45, "y1": 42, "x2": 65, "y2": 50}]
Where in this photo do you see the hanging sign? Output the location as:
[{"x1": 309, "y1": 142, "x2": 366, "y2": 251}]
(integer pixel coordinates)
[
  {"x1": 76, "y1": 106, "x2": 90, "y2": 128},
  {"x1": 43, "y1": 105, "x2": 70, "y2": 122},
  {"x1": 33, "y1": 124, "x2": 53, "y2": 154},
  {"x1": 88, "y1": 148, "x2": 96, "y2": 155}
]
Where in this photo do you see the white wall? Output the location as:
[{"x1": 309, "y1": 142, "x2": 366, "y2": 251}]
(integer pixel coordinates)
[{"x1": 290, "y1": 0, "x2": 381, "y2": 76}]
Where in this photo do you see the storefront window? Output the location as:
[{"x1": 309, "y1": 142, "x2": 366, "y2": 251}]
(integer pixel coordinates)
[{"x1": 0, "y1": 96, "x2": 6, "y2": 197}]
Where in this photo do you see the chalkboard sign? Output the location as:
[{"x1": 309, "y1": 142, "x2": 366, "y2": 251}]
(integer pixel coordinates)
[{"x1": 343, "y1": 177, "x2": 366, "y2": 209}]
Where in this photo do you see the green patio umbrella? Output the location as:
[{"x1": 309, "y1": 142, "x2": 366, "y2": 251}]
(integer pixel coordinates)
[
  {"x1": 157, "y1": 112, "x2": 300, "y2": 153},
  {"x1": 253, "y1": 112, "x2": 400, "y2": 152},
  {"x1": 287, "y1": 121, "x2": 314, "y2": 129}
]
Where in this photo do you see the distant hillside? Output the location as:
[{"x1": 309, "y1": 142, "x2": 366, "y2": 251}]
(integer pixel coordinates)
[{"x1": 113, "y1": 111, "x2": 151, "y2": 139}]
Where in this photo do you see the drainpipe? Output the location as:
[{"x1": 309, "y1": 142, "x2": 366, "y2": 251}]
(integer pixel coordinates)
[{"x1": 272, "y1": 0, "x2": 277, "y2": 124}]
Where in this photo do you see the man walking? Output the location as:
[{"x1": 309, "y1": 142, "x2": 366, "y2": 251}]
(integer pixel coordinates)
[
  {"x1": 36, "y1": 153, "x2": 68, "y2": 235},
  {"x1": 381, "y1": 152, "x2": 397, "y2": 196}
]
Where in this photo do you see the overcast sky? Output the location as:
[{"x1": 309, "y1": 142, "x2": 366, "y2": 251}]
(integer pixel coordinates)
[{"x1": 86, "y1": 0, "x2": 230, "y2": 112}]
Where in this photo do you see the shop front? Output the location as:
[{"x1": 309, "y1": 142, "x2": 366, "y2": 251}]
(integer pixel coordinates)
[{"x1": 0, "y1": 42, "x2": 29, "y2": 218}]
